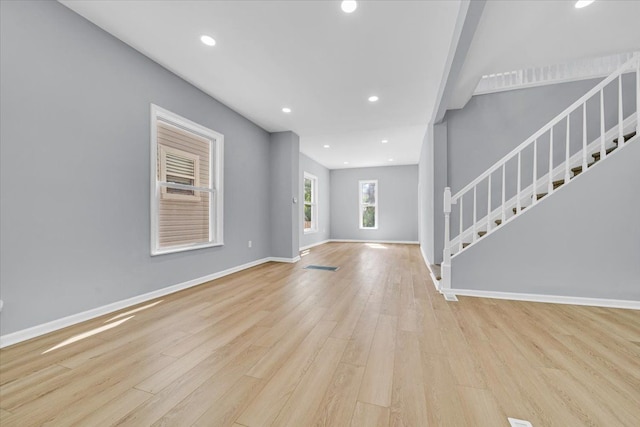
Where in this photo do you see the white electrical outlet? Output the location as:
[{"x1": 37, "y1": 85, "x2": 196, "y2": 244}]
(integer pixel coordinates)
[{"x1": 248, "y1": 240, "x2": 252, "y2": 248}]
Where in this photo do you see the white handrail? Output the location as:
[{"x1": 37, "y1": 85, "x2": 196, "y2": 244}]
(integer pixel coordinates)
[
  {"x1": 440, "y1": 53, "x2": 639, "y2": 296},
  {"x1": 451, "y1": 54, "x2": 639, "y2": 201}
]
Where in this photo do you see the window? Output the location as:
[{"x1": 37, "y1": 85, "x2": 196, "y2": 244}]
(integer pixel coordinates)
[
  {"x1": 304, "y1": 172, "x2": 318, "y2": 233},
  {"x1": 359, "y1": 180, "x2": 378, "y2": 229},
  {"x1": 150, "y1": 105, "x2": 224, "y2": 255}
]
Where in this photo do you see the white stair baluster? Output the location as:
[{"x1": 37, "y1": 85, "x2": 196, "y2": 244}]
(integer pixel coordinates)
[
  {"x1": 442, "y1": 188, "x2": 452, "y2": 291},
  {"x1": 501, "y1": 164, "x2": 506, "y2": 223},
  {"x1": 487, "y1": 174, "x2": 492, "y2": 232},
  {"x1": 600, "y1": 89, "x2": 606, "y2": 158},
  {"x1": 548, "y1": 128, "x2": 554, "y2": 194},
  {"x1": 532, "y1": 140, "x2": 538, "y2": 205},
  {"x1": 565, "y1": 114, "x2": 571, "y2": 182},
  {"x1": 517, "y1": 152, "x2": 522, "y2": 213},
  {"x1": 583, "y1": 103, "x2": 588, "y2": 170},
  {"x1": 636, "y1": 57, "x2": 639, "y2": 134},
  {"x1": 459, "y1": 197, "x2": 463, "y2": 253},
  {"x1": 618, "y1": 75, "x2": 624, "y2": 146},
  {"x1": 473, "y1": 186, "x2": 477, "y2": 243}
]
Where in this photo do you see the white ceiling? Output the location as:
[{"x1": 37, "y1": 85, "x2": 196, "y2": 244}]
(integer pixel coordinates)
[
  {"x1": 449, "y1": 0, "x2": 640, "y2": 109},
  {"x1": 60, "y1": 0, "x2": 462, "y2": 169}
]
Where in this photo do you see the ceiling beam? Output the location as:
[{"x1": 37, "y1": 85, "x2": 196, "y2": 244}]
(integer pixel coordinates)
[{"x1": 431, "y1": 0, "x2": 486, "y2": 125}]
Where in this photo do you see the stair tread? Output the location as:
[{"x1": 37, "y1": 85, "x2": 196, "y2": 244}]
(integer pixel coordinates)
[
  {"x1": 592, "y1": 146, "x2": 617, "y2": 160},
  {"x1": 478, "y1": 231, "x2": 487, "y2": 237},
  {"x1": 462, "y1": 242, "x2": 470, "y2": 248},
  {"x1": 537, "y1": 193, "x2": 547, "y2": 200},
  {"x1": 571, "y1": 162, "x2": 595, "y2": 176},
  {"x1": 512, "y1": 206, "x2": 527, "y2": 215},
  {"x1": 495, "y1": 219, "x2": 502, "y2": 226},
  {"x1": 612, "y1": 131, "x2": 636, "y2": 144}
]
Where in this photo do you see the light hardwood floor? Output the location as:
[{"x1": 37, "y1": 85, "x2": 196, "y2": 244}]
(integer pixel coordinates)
[{"x1": 1, "y1": 243, "x2": 639, "y2": 426}]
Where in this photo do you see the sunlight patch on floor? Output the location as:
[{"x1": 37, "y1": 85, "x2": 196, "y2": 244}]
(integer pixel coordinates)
[
  {"x1": 105, "y1": 300, "x2": 163, "y2": 323},
  {"x1": 42, "y1": 315, "x2": 134, "y2": 354}
]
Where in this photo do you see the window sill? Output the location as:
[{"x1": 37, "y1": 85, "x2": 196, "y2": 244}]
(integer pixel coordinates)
[{"x1": 151, "y1": 241, "x2": 223, "y2": 256}]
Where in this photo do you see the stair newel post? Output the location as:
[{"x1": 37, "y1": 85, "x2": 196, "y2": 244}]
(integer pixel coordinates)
[
  {"x1": 516, "y1": 152, "x2": 522, "y2": 213},
  {"x1": 565, "y1": 114, "x2": 571, "y2": 183},
  {"x1": 582, "y1": 103, "x2": 588, "y2": 171},
  {"x1": 548, "y1": 127, "x2": 554, "y2": 194},
  {"x1": 600, "y1": 89, "x2": 606, "y2": 159},
  {"x1": 501, "y1": 164, "x2": 506, "y2": 223},
  {"x1": 618, "y1": 75, "x2": 624, "y2": 146},
  {"x1": 636, "y1": 57, "x2": 639, "y2": 135},
  {"x1": 472, "y1": 186, "x2": 477, "y2": 242},
  {"x1": 442, "y1": 187, "x2": 452, "y2": 292},
  {"x1": 532, "y1": 140, "x2": 538, "y2": 206},
  {"x1": 486, "y1": 174, "x2": 492, "y2": 233}
]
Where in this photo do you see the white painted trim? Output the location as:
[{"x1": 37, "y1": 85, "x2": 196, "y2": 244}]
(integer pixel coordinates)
[
  {"x1": 330, "y1": 239, "x2": 418, "y2": 245},
  {"x1": 419, "y1": 245, "x2": 441, "y2": 291},
  {"x1": 0, "y1": 257, "x2": 273, "y2": 349},
  {"x1": 150, "y1": 104, "x2": 224, "y2": 256},
  {"x1": 299, "y1": 239, "x2": 331, "y2": 251},
  {"x1": 450, "y1": 114, "x2": 637, "y2": 255},
  {"x1": 452, "y1": 55, "x2": 639, "y2": 201},
  {"x1": 358, "y1": 179, "x2": 379, "y2": 230},
  {"x1": 303, "y1": 171, "x2": 319, "y2": 234},
  {"x1": 268, "y1": 256, "x2": 301, "y2": 263},
  {"x1": 449, "y1": 288, "x2": 640, "y2": 310}
]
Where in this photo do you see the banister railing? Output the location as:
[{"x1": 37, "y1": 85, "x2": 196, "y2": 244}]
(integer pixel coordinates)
[
  {"x1": 452, "y1": 54, "x2": 639, "y2": 201},
  {"x1": 439, "y1": 53, "x2": 639, "y2": 298}
]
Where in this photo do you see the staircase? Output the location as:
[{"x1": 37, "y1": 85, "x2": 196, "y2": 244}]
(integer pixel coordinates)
[{"x1": 438, "y1": 54, "x2": 640, "y2": 300}]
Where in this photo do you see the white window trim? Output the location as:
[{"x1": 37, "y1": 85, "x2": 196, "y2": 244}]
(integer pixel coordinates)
[
  {"x1": 303, "y1": 172, "x2": 318, "y2": 234},
  {"x1": 150, "y1": 104, "x2": 224, "y2": 256},
  {"x1": 359, "y1": 179, "x2": 378, "y2": 230}
]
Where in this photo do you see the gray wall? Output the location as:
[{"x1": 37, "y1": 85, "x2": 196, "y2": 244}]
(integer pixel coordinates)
[
  {"x1": 433, "y1": 122, "x2": 449, "y2": 263},
  {"x1": 451, "y1": 136, "x2": 640, "y2": 300},
  {"x1": 0, "y1": 1, "x2": 273, "y2": 335},
  {"x1": 269, "y1": 132, "x2": 300, "y2": 259},
  {"x1": 330, "y1": 165, "x2": 419, "y2": 242},
  {"x1": 418, "y1": 126, "x2": 435, "y2": 263},
  {"x1": 299, "y1": 153, "x2": 330, "y2": 249}
]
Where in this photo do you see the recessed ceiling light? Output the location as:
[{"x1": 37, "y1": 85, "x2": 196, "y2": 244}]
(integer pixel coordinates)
[
  {"x1": 343, "y1": 161, "x2": 349, "y2": 165},
  {"x1": 323, "y1": 144, "x2": 330, "y2": 148},
  {"x1": 341, "y1": 1, "x2": 357, "y2": 13},
  {"x1": 200, "y1": 35, "x2": 216, "y2": 46},
  {"x1": 368, "y1": 95, "x2": 379, "y2": 102},
  {"x1": 282, "y1": 107, "x2": 292, "y2": 113},
  {"x1": 381, "y1": 139, "x2": 388, "y2": 144},
  {"x1": 388, "y1": 158, "x2": 394, "y2": 161},
  {"x1": 575, "y1": 0, "x2": 595, "y2": 8}
]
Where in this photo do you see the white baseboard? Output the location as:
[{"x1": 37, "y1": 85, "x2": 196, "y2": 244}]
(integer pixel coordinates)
[
  {"x1": 450, "y1": 288, "x2": 640, "y2": 310},
  {"x1": 329, "y1": 239, "x2": 419, "y2": 245},
  {"x1": 0, "y1": 256, "x2": 274, "y2": 349},
  {"x1": 419, "y1": 245, "x2": 441, "y2": 291},
  {"x1": 268, "y1": 256, "x2": 301, "y2": 263},
  {"x1": 299, "y1": 240, "x2": 330, "y2": 251}
]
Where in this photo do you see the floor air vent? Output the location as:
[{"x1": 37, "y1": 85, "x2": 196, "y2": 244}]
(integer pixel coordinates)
[
  {"x1": 508, "y1": 418, "x2": 533, "y2": 427},
  {"x1": 304, "y1": 265, "x2": 339, "y2": 272}
]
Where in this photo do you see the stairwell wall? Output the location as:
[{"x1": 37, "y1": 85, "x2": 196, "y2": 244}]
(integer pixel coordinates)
[
  {"x1": 451, "y1": 136, "x2": 640, "y2": 301},
  {"x1": 442, "y1": 75, "x2": 637, "y2": 244}
]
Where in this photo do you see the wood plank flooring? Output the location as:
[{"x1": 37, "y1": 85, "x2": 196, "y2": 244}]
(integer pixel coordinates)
[{"x1": 1, "y1": 242, "x2": 639, "y2": 426}]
